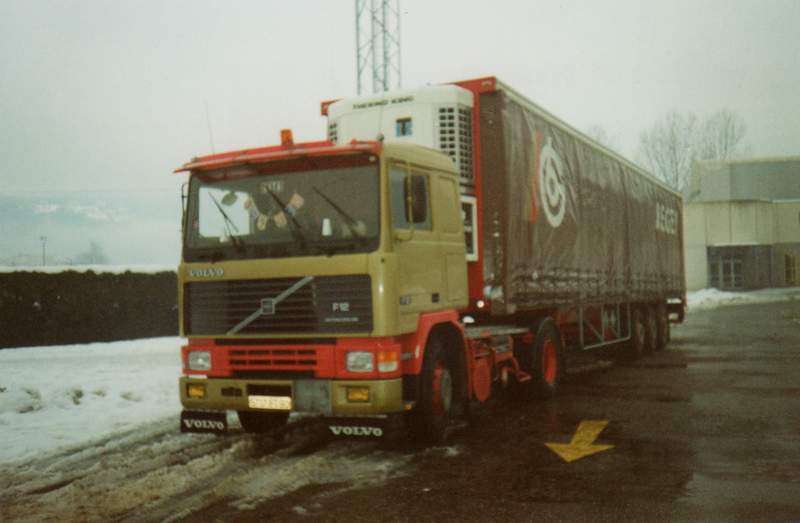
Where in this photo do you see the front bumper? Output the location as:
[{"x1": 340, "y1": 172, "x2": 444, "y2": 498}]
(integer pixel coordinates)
[{"x1": 179, "y1": 376, "x2": 403, "y2": 416}]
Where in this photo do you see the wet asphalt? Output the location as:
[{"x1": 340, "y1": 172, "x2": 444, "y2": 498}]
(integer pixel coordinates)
[{"x1": 197, "y1": 299, "x2": 800, "y2": 523}]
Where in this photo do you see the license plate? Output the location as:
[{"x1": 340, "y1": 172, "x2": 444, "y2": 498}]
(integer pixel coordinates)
[{"x1": 248, "y1": 395, "x2": 292, "y2": 410}]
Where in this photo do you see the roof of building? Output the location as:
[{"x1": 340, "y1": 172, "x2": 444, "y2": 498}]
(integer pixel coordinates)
[{"x1": 687, "y1": 156, "x2": 800, "y2": 203}]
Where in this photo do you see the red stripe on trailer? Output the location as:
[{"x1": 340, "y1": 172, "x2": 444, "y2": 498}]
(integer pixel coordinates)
[{"x1": 452, "y1": 77, "x2": 499, "y2": 310}]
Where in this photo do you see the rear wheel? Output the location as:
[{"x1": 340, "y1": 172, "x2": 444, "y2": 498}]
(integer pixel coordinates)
[
  {"x1": 237, "y1": 411, "x2": 289, "y2": 433},
  {"x1": 655, "y1": 303, "x2": 669, "y2": 351},
  {"x1": 522, "y1": 318, "x2": 564, "y2": 399},
  {"x1": 644, "y1": 306, "x2": 658, "y2": 353},
  {"x1": 627, "y1": 307, "x2": 646, "y2": 360},
  {"x1": 410, "y1": 336, "x2": 457, "y2": 445}
]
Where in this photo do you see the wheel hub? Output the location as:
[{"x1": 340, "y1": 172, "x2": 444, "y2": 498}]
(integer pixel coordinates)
[{"x1": 432, "y1": 364, "x2": 453, "y2": 416}]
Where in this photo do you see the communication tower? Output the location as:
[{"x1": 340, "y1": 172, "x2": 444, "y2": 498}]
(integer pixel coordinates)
[{"x1": 355, "y1": 0, "x2": 401, "y2": 95}]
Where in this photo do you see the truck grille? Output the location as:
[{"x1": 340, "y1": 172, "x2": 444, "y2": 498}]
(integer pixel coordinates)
[{"x1": 184, "y1": 275, "x2": 372, "y2": 335}]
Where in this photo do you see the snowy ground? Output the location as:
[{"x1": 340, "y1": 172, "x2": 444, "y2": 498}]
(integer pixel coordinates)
[
  {"x1": 0, "y1": 337, "x2": 183, "y2": 465},
  {"x1": 686, "y1": 286, "x2": 800, "y2": 311},
  {"x1": 1, "y1": 286, "x2": 799, "y2": 466}
]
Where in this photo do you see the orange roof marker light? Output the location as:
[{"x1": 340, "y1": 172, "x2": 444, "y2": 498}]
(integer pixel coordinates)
[{"x1": 280, "y1": 129, "x2": 294, "y2": 147}]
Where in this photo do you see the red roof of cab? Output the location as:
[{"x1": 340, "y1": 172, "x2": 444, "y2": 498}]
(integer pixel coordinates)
[{"x1": 174, "y1": 140, "x2": 382, "y2": 173}]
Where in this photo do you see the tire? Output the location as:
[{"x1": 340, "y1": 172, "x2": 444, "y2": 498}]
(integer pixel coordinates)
[
  {"x1": 627, "y1": 307, "x2": 646, "y2": 360},
  {"x1": 410, "y1": 336, "x2": 457, "y2": 445},
  {"x1": 644, "y1": 306, "x2": 658, "y2": 353},
  {"x1": 655, "y1": 303, "x2": 669, "y2": 351},
  {"x1": 237, "y1": 411, "x2": 289, "y2": 433},
  {"x1": 519, "y1": 318, "x2": 564, "y2": 399}
]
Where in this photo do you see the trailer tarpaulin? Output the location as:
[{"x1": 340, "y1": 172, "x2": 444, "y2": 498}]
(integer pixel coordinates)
[{"x1": 479, "y1": 88, "x2": 684, "y2": 315}]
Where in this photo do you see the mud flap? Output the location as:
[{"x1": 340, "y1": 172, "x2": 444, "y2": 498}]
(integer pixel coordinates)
[
  {"x1": 324, "y1": 415, "x2": 403, "y2": 439},
  {"x1": 180, "y1": 410, "x2": 228, "y2": 434}
]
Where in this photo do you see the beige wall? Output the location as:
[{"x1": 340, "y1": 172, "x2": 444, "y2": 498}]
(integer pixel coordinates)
[
  {"x1": 683, "y1": 200, "x2": 795, "y2": 290},
  {"x1": 774, "y1": 202, "x2": 800, "y2": 243},
  {"x1": 699, "y1": 201, "x2": 775, "y2": 246},
  {"x1": 684, "y1": 204, "x2": 708, "y2": 290},
  {"x1": 756, "y1": 203, "x2": 776, "y2": 244}
]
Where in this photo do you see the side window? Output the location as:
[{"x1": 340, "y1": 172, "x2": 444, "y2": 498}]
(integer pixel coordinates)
[
  {"x1": 461, "y1": 195, "x2": 478, "y2": 261},
  {"x1": 395, "y1": 117, "x2": 412, "y2": 137},
  {"x1": 390, "y1": 166, "x2": 432, "y2": 230}
]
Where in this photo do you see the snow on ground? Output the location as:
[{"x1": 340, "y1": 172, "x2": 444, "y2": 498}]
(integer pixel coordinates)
[
  {"x1": 687, "y1": 286, "x2": 800, "y2": 311},
  {"x1": 0, "y1": 337, "x2": 183, "y2": 465},
  {"x1": 0, "y1": 264, "x2": 176, "y2": 274}
]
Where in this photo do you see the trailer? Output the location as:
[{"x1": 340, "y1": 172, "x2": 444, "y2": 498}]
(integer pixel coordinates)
[{"x1": 177, "y1": 77, "x2": 685, "y2": 444}]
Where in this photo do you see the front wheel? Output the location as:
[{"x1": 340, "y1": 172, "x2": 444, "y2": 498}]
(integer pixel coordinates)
[
  {"x1": 237, "y1": 411, "x2": 289, "y2": 433},
  {"x1": 410, "y1": 336, "x2": 457, "y2": 445}
]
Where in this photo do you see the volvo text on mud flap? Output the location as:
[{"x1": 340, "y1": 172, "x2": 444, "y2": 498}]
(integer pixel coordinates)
[{"x1": 180, "y1": 410, "x2": 227, "y2": 434}]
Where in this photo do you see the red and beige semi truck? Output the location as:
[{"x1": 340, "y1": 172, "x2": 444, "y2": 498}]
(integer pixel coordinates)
[{"x1": 177, "y1": 76, "x2": 685, "y2": 444}]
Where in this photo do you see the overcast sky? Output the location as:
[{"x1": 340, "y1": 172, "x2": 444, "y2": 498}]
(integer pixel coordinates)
[
  {"x1": 0, "y1": 0, "x2": 800, "y2": 191},
  {"x1": 1, "y1": 0, "x2": 798, "y2": 196}
]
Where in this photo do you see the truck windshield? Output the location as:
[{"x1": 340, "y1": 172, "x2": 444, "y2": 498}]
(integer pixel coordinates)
[{"x1": 184, "y1": 164, "x2": 379, "y2": 261}]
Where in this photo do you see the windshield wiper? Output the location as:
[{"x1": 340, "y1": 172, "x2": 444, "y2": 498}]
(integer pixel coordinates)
[
  {"x1": 312, "y1": 186, "x2": 367, "y2": 241},
  {"x1": 265, "y1": 187, "x2": 307, "y2": 243},
  {"x1": 209, "y1": 193, "x2": 245, "y2": 251}
]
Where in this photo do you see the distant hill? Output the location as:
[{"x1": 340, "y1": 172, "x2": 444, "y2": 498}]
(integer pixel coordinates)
[{"x1": 0, "y1": 192, "x2": 181, "y2": 266}]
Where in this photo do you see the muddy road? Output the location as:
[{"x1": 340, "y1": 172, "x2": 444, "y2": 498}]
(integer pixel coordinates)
[{"x1": 3, "y1": 299, "x2": 800, "y2": 522}]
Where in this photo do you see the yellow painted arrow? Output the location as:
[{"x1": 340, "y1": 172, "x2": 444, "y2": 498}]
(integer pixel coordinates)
[{"x1": 545, "y1": 420, "x2": 614, "y2": 463}]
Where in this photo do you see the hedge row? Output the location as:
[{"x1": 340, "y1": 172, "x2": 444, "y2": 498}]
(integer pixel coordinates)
[{"x1": 0, "y1": 271, "x2": 178, "y2": 349}]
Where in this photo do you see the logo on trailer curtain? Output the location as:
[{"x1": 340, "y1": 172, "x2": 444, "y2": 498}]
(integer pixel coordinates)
[{"x1": 538, "y1": 137, "x2": 566, "y2": 228}]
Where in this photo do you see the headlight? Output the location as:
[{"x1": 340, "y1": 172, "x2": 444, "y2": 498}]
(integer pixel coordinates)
[
  {"x1": 188, "y1": 350, "x2": 211, "y2": 371},
  {"x1": 346, "y1": 351, "x2": 374, "y2": 372}
]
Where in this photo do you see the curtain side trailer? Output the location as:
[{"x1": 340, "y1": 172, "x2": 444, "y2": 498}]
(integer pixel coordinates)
[{"x1": 177, "y1": 77, "x2": 685, "y2": 444}]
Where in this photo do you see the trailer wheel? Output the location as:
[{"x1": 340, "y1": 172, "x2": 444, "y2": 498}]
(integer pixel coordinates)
[
  {"x1": 237, "y1": 411, "x2": 289, "y2": 433},
  {"x1": 530, "y1": 319, "x2": 564, "y2": 399},
  {"x1": 627, "y1": 307, "x2": 646, "y2": 359},
  {"x1": 655, "y1": 303, "x2": 669, "y2": 351},
  {"x1": 644, "y1": 306, "x2": 658, "y2": 353},
  {"x1": 410, "y1": 336, "x2": 455, "y2": 445},
  {"x1": 516, "y1": 318, "x2": 564, "y2": 399}
]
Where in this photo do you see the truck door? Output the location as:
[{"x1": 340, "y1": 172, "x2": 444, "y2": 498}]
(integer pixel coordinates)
[
  {"x1": 389, "y1": 162, "x2": 442, "y2": 332},
  {"x1": 436, "y1": 176, "x2": 468, "y2": 306}
]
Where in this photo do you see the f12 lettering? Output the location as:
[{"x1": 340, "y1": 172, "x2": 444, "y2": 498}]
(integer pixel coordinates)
[{"x1": 656, "y1": 203, "x2": 678, "y2": 235}]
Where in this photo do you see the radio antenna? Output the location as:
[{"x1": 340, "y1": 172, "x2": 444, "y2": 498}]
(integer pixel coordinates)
[{"x1": 204, "y1": 99, "x2": 216, "y2": 153}]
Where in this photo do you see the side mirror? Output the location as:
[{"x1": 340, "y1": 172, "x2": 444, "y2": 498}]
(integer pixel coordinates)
[{"x1": 180, "y1": 182, "x2": 189, "y2": 235}]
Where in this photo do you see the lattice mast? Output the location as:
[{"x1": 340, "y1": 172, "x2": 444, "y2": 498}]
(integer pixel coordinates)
[{"x1": 355, "y1": 0, "x2": 401, "y2": 95}]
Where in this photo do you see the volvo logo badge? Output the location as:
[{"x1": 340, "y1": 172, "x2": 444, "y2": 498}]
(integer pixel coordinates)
[{"x1": 261, "y1": 298, "x2": 276, "y2": 315}]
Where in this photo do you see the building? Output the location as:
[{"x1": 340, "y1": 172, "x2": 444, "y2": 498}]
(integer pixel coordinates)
[{"x1": 684, "y1": 156, "x2": 800, "y2": 290}]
